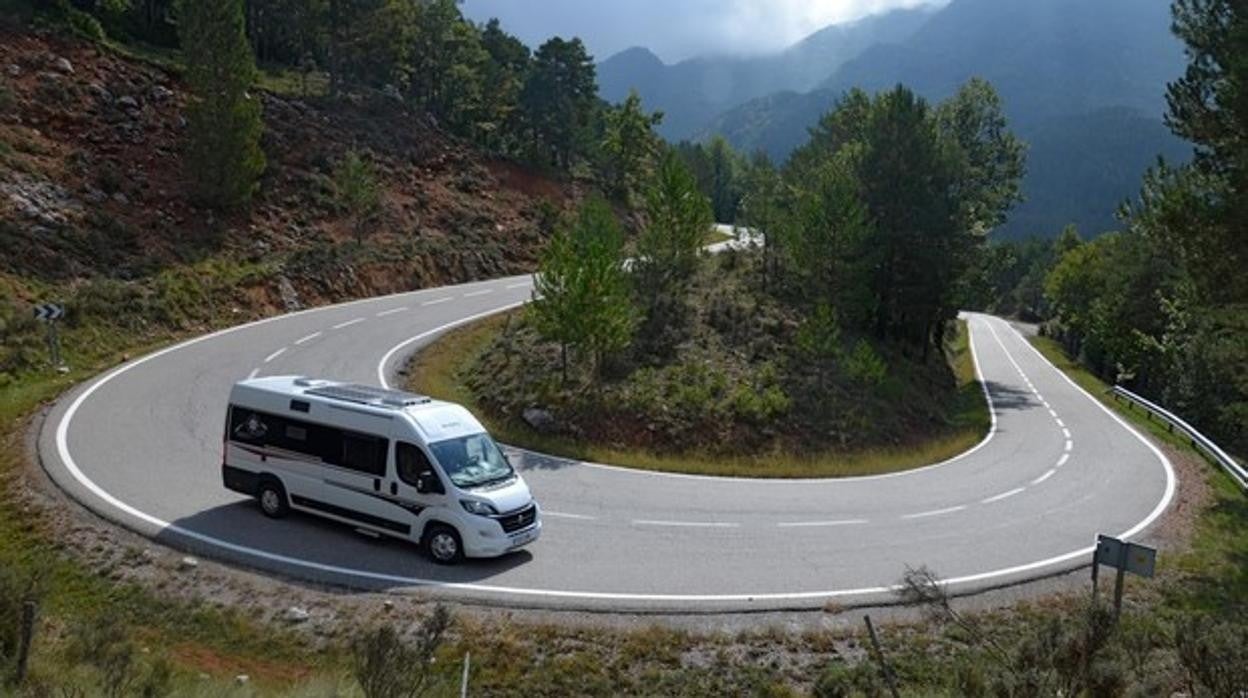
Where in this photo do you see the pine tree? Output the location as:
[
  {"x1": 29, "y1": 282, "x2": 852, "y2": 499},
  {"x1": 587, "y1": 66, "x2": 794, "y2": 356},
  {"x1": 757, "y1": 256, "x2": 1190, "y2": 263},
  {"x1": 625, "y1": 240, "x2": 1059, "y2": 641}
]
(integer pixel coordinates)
[
  {"x1": 634, "y1": 153, "x2": 712, "y2": 352},
  {"x1": 179, "y1": 0, "x2": 266, "y2": 210},
  {"x1": 530, "y1": 197, "x2": 636, "y2": 380},
  {"x1": 333, "y1": 150, "x2": 381, "y2": 246},
  {"x1": 602, "y1": 90, "x2": 663, "y2": 203}
]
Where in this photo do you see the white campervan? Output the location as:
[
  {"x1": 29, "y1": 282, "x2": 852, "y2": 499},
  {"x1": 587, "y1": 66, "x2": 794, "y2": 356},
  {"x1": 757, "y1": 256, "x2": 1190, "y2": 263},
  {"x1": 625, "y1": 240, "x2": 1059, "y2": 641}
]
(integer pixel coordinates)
[{"x1": 222, "y1": 377, "x2": 540, "y2": 564}]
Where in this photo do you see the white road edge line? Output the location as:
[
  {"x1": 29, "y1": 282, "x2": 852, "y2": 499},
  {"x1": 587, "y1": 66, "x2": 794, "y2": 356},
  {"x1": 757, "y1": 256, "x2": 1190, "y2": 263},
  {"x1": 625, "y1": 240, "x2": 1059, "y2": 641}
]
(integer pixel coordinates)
[
  {"x1": 264, "y1": 347, "x2": 286, "y2": 363},
  {"x1": 1031, "y1": 469, "x2": 1056, "y2": 485},
  {"x1": 777, "y1": 520, "x2": 869, "y2": 528},
  {"x1": 49, "y1": 307, "x2": 1175, "y2": 604},
  {"x1": 295, "y1": 332, "x2": 322, "y2": 345},
  {"x1": 902, "y1": 505, "x2": 966, "y2": 520},
  {"x1": 981, "y1": 487, "x2": 1025, "y2": 504},
  {"x1": 633, "y1": 520, "x2": 740, "y2": 528},
  {"x1": 333, "y1": 318, "x2": 366, "y2": 330}
]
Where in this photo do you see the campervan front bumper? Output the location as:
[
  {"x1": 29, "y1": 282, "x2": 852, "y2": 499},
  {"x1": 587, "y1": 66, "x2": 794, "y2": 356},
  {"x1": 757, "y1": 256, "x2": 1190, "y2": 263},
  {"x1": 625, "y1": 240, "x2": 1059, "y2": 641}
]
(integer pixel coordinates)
[{"x1": 463, "y1": 505, "x2": 542, "y2": 558}]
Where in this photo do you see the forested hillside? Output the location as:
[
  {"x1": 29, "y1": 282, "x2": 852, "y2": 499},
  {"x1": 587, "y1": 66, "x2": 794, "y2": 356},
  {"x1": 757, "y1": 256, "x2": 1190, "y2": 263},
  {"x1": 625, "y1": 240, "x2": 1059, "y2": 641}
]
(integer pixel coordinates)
[
  {"x1": 0, "y1": 0, "x2": 677, "y2": 382},
  {"x1": 703, "y1": 0, "x2": 1189, "y2": 239},
  {"x1": 597, "y1": 6, "x2": 934, "y2": 142}
]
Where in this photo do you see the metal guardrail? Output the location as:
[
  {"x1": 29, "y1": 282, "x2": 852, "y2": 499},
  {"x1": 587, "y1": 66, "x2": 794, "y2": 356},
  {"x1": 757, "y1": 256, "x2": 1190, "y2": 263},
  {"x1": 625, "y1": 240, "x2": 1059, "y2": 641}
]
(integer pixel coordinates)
[{"x1": 1110, "y1": 385, "x2": 1248, "y2": 491}]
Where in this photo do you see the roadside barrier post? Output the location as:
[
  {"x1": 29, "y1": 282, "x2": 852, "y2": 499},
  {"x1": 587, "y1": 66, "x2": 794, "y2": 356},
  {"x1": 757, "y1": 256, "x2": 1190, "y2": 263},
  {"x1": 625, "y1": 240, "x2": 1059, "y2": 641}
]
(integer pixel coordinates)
[
  {"x1": 863, "y1": 615, "x2": 901, "y2": 698},
  {"x1": 16, "y1": 600, "x2": 37, "y2": 685}
]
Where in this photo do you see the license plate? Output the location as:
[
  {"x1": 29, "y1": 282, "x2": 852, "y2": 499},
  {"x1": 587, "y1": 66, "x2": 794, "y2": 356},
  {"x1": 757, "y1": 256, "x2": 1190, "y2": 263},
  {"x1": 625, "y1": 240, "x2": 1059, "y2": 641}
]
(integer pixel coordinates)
[{"x1": 509, "y1": 529, "x2": 537, "y2": 549}]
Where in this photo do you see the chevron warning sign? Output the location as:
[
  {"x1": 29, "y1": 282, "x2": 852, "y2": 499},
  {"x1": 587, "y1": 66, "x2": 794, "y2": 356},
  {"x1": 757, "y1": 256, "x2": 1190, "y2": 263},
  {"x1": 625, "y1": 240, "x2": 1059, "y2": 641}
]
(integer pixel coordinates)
[{"x1": 34, "y1": 303, "x2": 65, "y2": 322}]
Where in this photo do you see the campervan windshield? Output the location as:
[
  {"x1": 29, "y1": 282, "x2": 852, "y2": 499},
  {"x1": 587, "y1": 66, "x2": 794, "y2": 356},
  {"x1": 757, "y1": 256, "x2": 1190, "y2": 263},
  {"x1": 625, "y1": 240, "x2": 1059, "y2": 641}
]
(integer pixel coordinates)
[{"x1": 429, "y1": 433, "x2": 514, "y2": 489}]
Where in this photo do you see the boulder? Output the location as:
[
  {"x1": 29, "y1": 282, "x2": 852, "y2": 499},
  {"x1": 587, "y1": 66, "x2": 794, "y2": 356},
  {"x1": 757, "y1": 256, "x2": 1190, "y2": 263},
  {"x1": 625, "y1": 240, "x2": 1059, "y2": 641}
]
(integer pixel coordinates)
[
  {"x1": 52, "y1": 56, "x2": 74, "y2": 74},
  {"x1": 522, "y1": 407, "x2": 556, "y2": 434}
]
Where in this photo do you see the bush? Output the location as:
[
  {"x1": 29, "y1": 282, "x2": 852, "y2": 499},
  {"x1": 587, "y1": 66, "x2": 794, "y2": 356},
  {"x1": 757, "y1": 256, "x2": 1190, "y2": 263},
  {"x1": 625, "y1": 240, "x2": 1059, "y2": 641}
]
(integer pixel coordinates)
[
  {"x1": 845, "y1": 340, "x2": 887, "y2": 387},
  {"x1": 1174, "y1": 615, "x2": 1248, "y2": 697},
  {"x1": 352, "y1": 605, "x2": 451, "y2": 698},
  {"x1": 62, "y1": 4, "x2": 107, "y2": 42}
]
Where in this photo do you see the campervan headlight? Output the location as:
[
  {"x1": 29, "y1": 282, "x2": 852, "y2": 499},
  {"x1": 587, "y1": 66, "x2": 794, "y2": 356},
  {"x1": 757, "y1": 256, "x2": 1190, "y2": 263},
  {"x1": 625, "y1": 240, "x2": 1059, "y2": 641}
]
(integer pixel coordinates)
[{"x1": 460, "y1": 499, "x2": 498, "y2": 517}]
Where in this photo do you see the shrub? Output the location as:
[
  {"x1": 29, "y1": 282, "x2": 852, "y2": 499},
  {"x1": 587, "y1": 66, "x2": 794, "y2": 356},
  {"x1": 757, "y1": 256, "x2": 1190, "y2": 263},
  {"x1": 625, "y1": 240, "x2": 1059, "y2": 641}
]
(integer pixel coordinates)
[
  {"x1": 1174, "y1": 615, "x2": 1248, "y2": 697},
  {"x1": 845, "y1": 339, "x2": 887, "y2": 386},
  {"x1": 352, "y1": 605, "x2": 451, "y2": 698}
]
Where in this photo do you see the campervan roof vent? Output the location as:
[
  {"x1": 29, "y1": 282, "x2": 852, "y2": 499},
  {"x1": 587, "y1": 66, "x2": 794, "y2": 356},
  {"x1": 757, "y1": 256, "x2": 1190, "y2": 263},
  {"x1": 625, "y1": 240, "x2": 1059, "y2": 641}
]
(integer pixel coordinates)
[{"x1": 305, "y1": 383, "x2": 432, "y2": 410}]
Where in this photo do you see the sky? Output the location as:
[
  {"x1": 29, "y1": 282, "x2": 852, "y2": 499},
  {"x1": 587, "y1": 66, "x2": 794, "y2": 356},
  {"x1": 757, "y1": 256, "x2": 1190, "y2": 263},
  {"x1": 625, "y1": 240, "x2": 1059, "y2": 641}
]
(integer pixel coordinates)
[{"x1": 462, "y1": 0, "x2": 946, "y2": 63}]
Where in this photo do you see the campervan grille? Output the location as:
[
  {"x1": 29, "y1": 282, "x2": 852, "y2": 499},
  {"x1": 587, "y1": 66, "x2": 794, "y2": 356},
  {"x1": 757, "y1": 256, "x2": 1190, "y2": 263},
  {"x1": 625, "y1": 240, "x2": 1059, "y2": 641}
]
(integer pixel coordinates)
[
  {"x1": 306, "y1": 383, "x2": 432, "y2": 409},
  {"x1": 498, "y1": 504, "x2": 538, "y2": 534}
]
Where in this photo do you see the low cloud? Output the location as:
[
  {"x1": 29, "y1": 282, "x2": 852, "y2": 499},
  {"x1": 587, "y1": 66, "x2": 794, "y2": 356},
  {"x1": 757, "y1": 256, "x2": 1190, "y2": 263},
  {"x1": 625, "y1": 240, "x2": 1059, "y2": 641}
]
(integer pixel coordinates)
[{"x1": 463, "y1": 0, "x2": 947, "y2": 62}]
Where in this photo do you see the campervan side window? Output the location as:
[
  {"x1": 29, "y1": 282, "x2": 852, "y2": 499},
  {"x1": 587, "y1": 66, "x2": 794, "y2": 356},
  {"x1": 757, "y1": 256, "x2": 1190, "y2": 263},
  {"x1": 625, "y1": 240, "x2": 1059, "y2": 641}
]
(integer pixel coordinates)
[{"x1": 228, "y1": 406, "x2": 388, "y2": 477}]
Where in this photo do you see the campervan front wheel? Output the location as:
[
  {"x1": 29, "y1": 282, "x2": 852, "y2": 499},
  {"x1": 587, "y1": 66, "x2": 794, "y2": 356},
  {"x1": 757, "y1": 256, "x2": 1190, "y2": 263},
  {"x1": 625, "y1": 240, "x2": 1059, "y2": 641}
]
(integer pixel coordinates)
[
  {"x1": 425, "y1": 524, "x2": 464, "y2": 565},
  {"x1": 257, "y1": 479, "x2": 290, "y2": 519}
]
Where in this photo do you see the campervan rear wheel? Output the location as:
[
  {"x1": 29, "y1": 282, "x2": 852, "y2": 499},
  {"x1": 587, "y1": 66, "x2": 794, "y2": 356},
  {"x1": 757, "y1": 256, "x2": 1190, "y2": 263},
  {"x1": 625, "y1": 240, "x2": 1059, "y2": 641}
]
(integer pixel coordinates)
[
  {"x1": 257, "y1": 480, "x2": 289, "y2": 519},
  {"x1": 426, "y1": 524, "x2": 464, "y2": 565}
]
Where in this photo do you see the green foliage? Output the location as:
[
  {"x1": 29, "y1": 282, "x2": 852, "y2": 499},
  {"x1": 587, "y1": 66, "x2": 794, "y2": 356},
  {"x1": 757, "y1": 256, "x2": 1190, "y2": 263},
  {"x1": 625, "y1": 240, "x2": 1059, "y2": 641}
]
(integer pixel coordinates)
[
  {"x1": 1174, "y1": 615, "x2": 1248, "y2": 696},
  {"x1": 529, "y1": 197, "x2": 636, "y2": 378},
  {"x1": 773, "y1": 81, "x2": 1025, "y2": 353},
  {"x1": 673, "y1": 136, "x2": 746, "y2": 222},
  {"x1": 935, "y1": 78, "x2": 1027, "y2": 235},
  {"x1": 797, "y1": 303, "x2": 841, "y2": 362},
  {"x1": 521, "y1": 37, "x2": 599, "y2": 169},
  {"x1": 178, "y1": 0, "x2": 266, "y2": 210},
  {"x1": 601, "y1": 90, "x2": 663, "y2": 202},
  {"x1": 845, "y1": 339, "x2": 887, "y2": 386},
  {"x1": 634, "y1": 152, "x2": 713, "y2": 353},
  {"x1": 352, "y1": 606, "x2": 450, "y2": 698},
  {"x1": 332, "y1": 149, "x2": 382, "y2": 245},
  {"x1": 65, "y1": 611, "x2": 172, "y2": 698}
]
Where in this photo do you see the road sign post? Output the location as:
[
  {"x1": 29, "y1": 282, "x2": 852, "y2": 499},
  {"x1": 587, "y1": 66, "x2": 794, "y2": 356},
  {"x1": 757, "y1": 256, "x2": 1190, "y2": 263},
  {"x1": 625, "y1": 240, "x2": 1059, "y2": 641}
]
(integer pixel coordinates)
[
  {"x1": 1092, "y1": 534, "x2": 1155, "y2": 620},
  {"x1": 33, "y1": 303, "x2": 66, "y2": 370}
]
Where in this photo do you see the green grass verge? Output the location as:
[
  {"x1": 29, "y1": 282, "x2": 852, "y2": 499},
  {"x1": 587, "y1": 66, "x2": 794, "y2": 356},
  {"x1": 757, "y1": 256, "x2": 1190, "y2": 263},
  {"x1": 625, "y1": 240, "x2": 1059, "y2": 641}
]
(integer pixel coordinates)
[{"x1": 408, "y1": 316, "x2": 991, "y2": 479}]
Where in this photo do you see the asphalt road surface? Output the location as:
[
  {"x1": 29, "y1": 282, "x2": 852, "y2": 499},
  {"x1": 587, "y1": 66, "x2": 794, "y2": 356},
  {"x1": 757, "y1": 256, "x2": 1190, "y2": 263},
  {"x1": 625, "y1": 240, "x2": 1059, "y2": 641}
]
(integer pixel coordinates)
[{"x1": 40, "y1": 274, "x2": 1175, "y2": 612}]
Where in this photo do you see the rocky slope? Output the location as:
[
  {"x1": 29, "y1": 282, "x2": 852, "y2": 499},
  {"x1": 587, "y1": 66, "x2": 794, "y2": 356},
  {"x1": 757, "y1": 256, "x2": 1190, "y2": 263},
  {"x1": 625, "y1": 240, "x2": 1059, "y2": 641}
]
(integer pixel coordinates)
[{"x1": 0, "y1": 26, "x2": 571, "y2": 378}]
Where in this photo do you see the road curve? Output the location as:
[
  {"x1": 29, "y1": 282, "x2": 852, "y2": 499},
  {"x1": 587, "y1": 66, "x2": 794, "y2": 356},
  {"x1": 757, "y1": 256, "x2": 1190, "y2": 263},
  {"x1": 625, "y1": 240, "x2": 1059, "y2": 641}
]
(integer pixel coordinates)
[{"x1": 38, "y1": 275, "x2": 1175, "y2": 612}]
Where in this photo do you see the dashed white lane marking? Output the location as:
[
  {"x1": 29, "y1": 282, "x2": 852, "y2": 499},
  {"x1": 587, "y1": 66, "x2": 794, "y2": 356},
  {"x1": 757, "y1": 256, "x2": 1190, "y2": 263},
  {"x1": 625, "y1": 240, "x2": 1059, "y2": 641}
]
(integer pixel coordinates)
[
  {"x1": 543, "y1": 511, "x2": 597, "y2": 521},
  {"x1": 463, "y1": 289, "x2": 494, "y2": 298},
  {"x1": 333, "y1": 318, "x2": 366, "y2": 330},
  {"x1": 1057, "y1": 453, "x2": 1071, "y2": 468},
  {"x1": 295, "y1": 332, "x2": 322, "y2": 345},
  {"x1": 982, "y1": 488, "x2": 1026, "y2": 504},
  {"x1": 422, "y1": 297, "x2": 452, "y2": 306},
  {"x1": 264, "y1": 348, "x2": 287, "y2": 363},
  {"x1": 902, "y1": 505, "x2": 966, "y2": 520},
  {"x1": 1062, "y1": 428, "x2": 1072, "y2": 439},
  {"x1": 1032, "y1": 469, "x2": 1057, "y2": 485},
  {"x1": 376, "y1": 307, "x2": 408, "y2": 317},
  {"x1": 247, "y1": 368, "x2": 260, "y2": 380},
  {"x1": 1065, "y1": 439, "x2": 1073, "y2": 452},
  {"x1": 506, "y1": 282, "x2": 529, "y2": 290},
  {"x1": 633, "y1": 519, "x2": 740, "y2": 529},
  {"x1": 777, "y1": 519, "x2": 869, "y2": 528},
  {"x1": 1049, "y1": 409, "x2": 1059, "y2": 418},
  {"x1": 1056, "y1": 418, "x2": 1065, "y2": 428}
]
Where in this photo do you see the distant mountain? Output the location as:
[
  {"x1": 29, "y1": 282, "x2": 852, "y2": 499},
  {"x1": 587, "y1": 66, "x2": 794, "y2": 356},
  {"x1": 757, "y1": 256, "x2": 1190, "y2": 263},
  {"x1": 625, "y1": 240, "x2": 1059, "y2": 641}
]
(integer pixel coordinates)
[
  {"x1": 704, "y1": 0, "x2": 1189, "y2": 238},
  {"x1": 597, "y1": 6, "x2": 936, "y2": 141}
]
